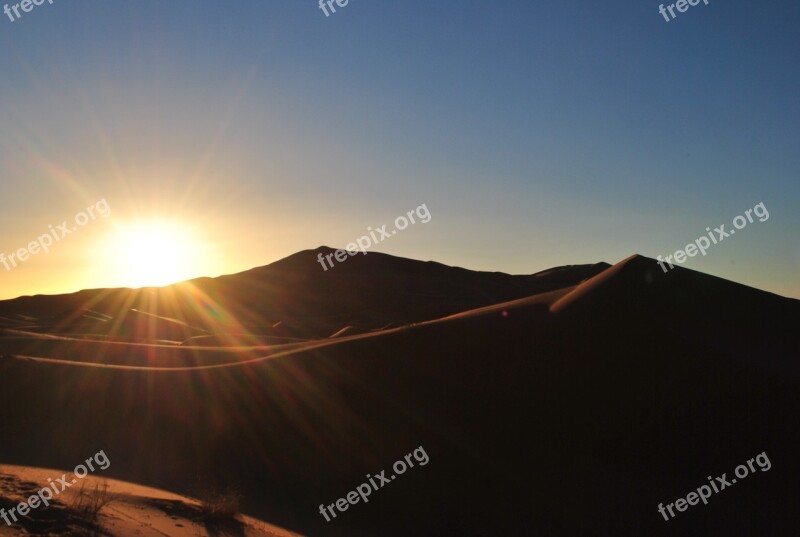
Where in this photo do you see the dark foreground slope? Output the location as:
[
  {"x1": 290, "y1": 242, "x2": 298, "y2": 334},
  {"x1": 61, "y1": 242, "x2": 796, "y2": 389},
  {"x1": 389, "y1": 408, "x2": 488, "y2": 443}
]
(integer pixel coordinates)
[{"x1": 0, "y1": 254, "x2": 798, "y2": 536}]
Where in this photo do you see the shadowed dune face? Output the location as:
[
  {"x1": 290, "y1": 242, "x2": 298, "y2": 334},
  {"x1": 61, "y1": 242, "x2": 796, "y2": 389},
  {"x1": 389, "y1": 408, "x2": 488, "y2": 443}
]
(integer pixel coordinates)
[
  {"x1": 0, "y1": 248, "x2": 608, "y2": 343},
  {"x1": 0, "y1": 252, "x2": 798, "y2": 536}
]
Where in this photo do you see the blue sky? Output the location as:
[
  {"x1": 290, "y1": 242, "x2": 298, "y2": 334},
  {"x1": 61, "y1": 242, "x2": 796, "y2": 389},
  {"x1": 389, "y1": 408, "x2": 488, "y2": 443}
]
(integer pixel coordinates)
[{"x1": 0, "y1": 0, "x2": 798, "y2": 299}]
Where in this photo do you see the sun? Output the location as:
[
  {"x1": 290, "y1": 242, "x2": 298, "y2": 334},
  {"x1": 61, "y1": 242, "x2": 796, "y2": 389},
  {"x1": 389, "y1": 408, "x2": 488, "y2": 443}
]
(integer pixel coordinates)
[{"x1": 103, "y1": 219, "x2": 199, "y2": 288}]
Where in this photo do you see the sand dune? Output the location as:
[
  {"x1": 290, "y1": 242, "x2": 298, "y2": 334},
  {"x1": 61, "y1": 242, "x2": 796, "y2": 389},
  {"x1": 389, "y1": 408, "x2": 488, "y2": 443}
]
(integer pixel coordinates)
[
  {"x1": 0, "y1": 465, "x2": 299, "y2": 537},
  {"x1": 0, "y1": 247, "x2": 606, "y2": 341},
  {"x1": 0, "y1": 250, "x2": 798, "y2": 536}
]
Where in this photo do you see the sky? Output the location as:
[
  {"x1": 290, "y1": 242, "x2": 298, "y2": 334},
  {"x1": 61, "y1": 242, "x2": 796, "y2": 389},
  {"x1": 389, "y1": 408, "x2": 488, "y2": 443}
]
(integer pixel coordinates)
[{"x1": 0, "y1": 0, "x2": 798, "y2": 300}]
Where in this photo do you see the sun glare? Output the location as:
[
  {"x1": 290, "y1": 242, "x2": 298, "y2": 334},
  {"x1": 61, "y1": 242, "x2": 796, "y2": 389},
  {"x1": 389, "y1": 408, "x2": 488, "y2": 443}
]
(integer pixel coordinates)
[{"x1": 103, "y1": 220, "x2": 199, "y2": 288}]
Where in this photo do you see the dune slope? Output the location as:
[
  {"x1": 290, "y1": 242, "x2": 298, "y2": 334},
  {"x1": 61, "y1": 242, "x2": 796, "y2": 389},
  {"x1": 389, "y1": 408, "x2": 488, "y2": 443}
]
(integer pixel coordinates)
[{"x1": 0, "y1": 252, "x2": 798, "y2": 536}]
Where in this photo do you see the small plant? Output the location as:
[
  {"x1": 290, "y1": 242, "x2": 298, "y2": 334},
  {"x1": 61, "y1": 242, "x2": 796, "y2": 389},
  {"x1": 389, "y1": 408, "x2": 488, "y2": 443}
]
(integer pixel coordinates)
[
  {"x1": 70, "y1": 479, "x2": 114, "y2": 522},
  {"x1": 195, "y1": 481, "x2": 242, "y2": 522}
]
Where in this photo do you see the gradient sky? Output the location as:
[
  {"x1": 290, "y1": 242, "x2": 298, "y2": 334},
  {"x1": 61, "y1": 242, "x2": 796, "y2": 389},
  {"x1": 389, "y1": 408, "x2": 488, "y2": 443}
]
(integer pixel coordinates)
[{"x1": 0, "y1": 0, "x2": 798, "y2": 300}]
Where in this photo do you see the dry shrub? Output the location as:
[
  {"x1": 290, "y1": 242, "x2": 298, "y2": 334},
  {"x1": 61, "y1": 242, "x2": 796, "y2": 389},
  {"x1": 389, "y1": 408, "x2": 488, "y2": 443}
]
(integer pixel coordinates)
[
  {"x1": 195, "y1": 482, "x2": 242, "y2": 522},
  {"x1": 70, "y1": 479, "x2": 114, "y2": 522}
]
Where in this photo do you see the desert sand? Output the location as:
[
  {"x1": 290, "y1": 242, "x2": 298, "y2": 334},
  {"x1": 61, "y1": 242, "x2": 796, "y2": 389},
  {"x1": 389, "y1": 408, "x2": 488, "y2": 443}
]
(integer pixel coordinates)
[
  {"x1": 0, "y1": 248, "x2": 798, "y2": 536},
  {"x1": 0, "y1": 465, "x2": 299, "y2": 537}
]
